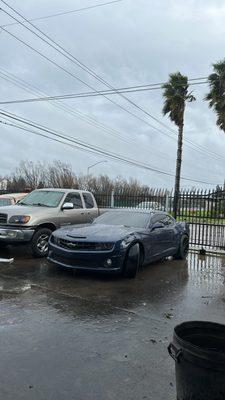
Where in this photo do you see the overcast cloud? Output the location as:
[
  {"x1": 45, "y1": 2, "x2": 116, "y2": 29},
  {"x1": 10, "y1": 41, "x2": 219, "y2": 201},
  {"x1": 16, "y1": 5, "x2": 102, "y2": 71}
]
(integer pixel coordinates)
[{"x1": 1, "y1": 0, "x2": 225, "y2": 189}]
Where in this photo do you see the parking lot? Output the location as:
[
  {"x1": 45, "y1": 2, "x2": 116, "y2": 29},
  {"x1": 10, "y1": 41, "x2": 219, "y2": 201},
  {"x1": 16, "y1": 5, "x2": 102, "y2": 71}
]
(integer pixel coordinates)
[{"x1": 1, "y1": 247, "x2": 225, "y2": 400}]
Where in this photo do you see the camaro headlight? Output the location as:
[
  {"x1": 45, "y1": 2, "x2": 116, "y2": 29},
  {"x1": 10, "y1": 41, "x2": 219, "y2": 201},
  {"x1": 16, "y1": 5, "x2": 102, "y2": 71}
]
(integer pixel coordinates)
[
  {"x1": 9, "y1": 215, "x2": 31, "y2": 224},
  {"x1": 121, "y1": 239, "x2": 131, "y2": 249}
]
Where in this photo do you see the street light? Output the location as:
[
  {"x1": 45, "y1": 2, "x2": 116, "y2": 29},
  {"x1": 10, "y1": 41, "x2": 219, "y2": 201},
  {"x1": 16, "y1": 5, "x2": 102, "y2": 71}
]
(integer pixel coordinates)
[{"x1": 87, "y1": 160, "x2": 107, "y2": 175}]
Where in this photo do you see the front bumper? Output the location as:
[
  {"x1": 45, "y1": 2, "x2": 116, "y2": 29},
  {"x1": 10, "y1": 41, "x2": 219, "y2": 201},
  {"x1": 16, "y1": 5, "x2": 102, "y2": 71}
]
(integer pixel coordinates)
[
  {"x1": 48, "y1": 242, "x2": 125, "y2": 273},
  {"x1": 0, "y1": 227, "x2": 35, "y2": 243}
]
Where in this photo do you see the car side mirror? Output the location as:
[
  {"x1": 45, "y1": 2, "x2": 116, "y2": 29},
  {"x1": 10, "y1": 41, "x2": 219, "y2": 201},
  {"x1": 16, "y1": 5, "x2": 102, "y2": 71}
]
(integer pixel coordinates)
[
  {"x1": 62, "y1": 202, "x2": 74, "y2": 210},
  {"x1": 151, "y1": 222, "x2": 164, "y2": 231}
]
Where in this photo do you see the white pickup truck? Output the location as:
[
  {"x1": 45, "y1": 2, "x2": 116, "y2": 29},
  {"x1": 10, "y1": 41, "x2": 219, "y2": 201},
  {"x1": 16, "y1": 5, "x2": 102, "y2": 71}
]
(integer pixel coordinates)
[{"x1": 0, "y1": 188, "x2": 99, "y2": 257}]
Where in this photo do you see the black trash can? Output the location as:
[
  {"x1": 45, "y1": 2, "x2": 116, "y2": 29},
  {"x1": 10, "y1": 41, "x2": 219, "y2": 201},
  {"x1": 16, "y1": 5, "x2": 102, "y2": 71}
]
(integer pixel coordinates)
[{"x1": 168, "y1": 321, "x2": 225, "y2": 400}]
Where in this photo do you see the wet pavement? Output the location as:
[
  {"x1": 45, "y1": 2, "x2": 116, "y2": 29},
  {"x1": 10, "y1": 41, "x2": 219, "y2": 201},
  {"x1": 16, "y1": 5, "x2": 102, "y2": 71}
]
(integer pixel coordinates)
[{"x1": 1, "y1": 246, "x2": 225, "y2": 400}]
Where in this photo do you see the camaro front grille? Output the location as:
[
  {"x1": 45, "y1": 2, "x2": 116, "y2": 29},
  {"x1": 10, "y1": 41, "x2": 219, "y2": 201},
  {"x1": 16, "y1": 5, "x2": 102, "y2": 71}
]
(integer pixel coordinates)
[
  {"x1": 0, "y1": 213, "x2": 7, "y2": 224},
  {"x1": 57, "y1": 238, "x2": 114, "y2": 251}
]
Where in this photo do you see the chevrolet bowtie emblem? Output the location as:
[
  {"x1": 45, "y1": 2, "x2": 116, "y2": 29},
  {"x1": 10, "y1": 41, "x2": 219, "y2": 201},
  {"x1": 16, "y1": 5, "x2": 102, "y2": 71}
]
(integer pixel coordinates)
[{"x1": 67, "y1": 242, "x2": 78, "y2": 248}]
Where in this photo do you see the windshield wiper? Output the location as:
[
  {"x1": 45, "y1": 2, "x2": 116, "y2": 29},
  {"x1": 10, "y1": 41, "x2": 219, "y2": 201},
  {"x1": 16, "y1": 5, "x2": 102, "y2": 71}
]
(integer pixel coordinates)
[{"x1": 32, "y1": 203, "x2": 51, "y2": 207}]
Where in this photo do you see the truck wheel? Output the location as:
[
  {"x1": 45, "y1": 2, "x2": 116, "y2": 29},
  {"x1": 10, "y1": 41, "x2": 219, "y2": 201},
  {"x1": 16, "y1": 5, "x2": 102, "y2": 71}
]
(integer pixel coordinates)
[
  {"x1": 31, "y1": 228, "x2": 52, "y2": 258},
  {"x1": 174, "y1": 235, "x2": 189, "y2": 260},
  {"x1": 123, "y1": 243, "x2": 140, "y2": 278}
]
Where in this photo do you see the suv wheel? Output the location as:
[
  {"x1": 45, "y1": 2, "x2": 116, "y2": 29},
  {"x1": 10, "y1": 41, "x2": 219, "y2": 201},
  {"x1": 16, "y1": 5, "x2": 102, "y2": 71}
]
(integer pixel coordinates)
[{"x1": 31, "y1": 228, "x2": 52, "y2": 258}]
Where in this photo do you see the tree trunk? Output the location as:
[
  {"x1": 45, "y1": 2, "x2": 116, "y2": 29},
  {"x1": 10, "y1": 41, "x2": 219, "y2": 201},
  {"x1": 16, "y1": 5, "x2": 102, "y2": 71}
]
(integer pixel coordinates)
[{"x1": 173, "y1": 122, "x2": 183, "y2": 219}]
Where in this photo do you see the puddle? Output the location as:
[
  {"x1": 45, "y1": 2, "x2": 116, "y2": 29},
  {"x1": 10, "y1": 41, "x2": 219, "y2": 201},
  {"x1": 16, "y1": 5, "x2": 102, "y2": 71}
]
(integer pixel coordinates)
[{"x1": 0, "y1": 282, "x2": 31, "y2": 295}]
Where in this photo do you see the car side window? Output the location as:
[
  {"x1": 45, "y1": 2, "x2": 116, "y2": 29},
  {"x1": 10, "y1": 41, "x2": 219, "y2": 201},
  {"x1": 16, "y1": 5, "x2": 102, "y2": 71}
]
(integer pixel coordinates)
[
  {"x1": 83, "y1": 193, "x2": 94, "y2": 209},
  {"x1": 150, "y1": 214, "x2": 165, "y2": 227},
  {"x1": 163, "y1": 215, "x2": 175, "y2": 226},
  {"x1": 64, "y1": 193, "x2": 83, "y2": 209}
]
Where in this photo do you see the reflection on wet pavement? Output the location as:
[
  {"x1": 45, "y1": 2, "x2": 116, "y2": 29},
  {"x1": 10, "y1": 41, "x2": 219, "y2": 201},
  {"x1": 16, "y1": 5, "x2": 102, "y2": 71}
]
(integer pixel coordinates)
[{"x1": 1, "y1": 246, "x2": 225, "y2": 399}]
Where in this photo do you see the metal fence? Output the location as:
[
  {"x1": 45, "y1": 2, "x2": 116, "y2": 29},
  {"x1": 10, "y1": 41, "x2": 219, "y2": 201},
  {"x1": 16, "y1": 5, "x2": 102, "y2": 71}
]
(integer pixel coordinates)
[
  {"x1": 94, "y1": 189, "x2": 170, "y2": 210},
  {"x1": 94, "y1": 188, "x2": 225, "y2": 252},
  {"x1": 176, "y1": 189, "x2": 225, "y2": 251},
  {"x1": 2, "y1": 187, "x2": 225, "y2": 252}
]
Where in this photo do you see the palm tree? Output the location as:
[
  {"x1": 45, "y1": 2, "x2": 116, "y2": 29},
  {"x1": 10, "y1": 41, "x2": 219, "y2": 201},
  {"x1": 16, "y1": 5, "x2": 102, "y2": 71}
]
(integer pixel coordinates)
[
  {"x1": 205, "y1": 59, "x2": 225, "y2": 132},
  {"x1": 162, "y1": 72, "x2": 196, "y2": 218}
]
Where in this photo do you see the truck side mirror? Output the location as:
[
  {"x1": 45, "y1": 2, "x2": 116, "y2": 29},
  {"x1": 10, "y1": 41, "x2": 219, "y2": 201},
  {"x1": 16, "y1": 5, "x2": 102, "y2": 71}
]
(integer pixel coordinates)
[{"x1": 62, "y1": 202, "x2": 74, "y2": 210}]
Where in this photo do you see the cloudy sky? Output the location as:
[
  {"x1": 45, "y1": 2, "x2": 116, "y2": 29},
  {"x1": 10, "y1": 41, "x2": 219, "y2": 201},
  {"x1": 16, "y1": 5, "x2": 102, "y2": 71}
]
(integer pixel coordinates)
[{"x1": 1, "y1": 0, "x2": 225, "y2": 189}]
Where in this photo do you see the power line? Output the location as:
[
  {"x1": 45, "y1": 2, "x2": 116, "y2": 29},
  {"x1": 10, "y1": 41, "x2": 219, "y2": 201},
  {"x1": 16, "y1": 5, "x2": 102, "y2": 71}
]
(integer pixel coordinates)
[
  {"x1": 1, "y1": 0, "x2": 124, "y2": 28},
  {"x1": 0, "y1": 111, "x2": 179, "y2": 178},
  {"x1": 1, "y1": 21, "x2": 178, "y2": 145},
  {"x1": 0, "y1": 3, "x2": 181, "y2": 135},
  {"x1": 0, "y1": 80, "x2": 208, "y2": 105},
  {"x1": 0, "y1": 68, "x2": 177, "y2": 163},
  {"x1": 1, "y1": 3, "x2": 224, "y2": 165},
  {"x1": 0, "y1": 111, "x2": 221, "y2": 185},
  {"x1": 0, "y1": 38, "x2": 216, "y2": 165},
  {"x1": 1, "y1": 68, "x2": 224, "y2": 165},
  {"x1": 1, "y1": 1, "x2": 215, "y2": 161},
  {"x1": 2, "y1": 1, "x2": 208, "y2": 138},
  {"x1": 0, "y1": 107, "x2": 178, "y2": 175},
  {"x1": 1, "y1": 3, "x2": 217, "y2": 161},
  {"x1": 1, "y1": 69, "x2": 223, "y2": 165}
]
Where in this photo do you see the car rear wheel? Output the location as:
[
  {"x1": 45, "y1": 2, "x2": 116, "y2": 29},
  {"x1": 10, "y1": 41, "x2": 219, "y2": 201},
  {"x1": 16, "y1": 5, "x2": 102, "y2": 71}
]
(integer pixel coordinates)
[
  {"x1": 123, "y1": 243, "x2": 140, "y2": 278},
  {"x1": 31, "y1": 228, "x2": 52, "y2": 258},
  {"x1": 174, "y1": 235, "x2": 189, "y2": 260}
]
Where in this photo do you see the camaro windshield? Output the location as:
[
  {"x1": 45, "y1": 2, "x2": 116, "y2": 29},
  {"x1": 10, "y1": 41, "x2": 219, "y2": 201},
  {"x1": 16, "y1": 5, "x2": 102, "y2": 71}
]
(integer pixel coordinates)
[
  {"x1": 94, "y1": 211, "x2": 151, "y2": 228},
  {"x1": 18, "y1": 190, "x2": 65, "y2": 208}
]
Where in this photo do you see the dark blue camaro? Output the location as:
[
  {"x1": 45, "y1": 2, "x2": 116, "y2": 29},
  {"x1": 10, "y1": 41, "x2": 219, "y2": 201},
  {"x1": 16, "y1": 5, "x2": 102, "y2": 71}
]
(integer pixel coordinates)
[{"x1": 48, "y1": 210, "x2": 189, "y2": 278}]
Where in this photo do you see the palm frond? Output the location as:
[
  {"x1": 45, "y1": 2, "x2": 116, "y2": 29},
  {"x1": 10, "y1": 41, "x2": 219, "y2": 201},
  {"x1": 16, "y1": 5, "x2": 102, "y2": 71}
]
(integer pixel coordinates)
[
  {"x1": 162, "y1": 71, "x2": 195, "y2": 127},
  {"x1": 205, "y1": 59, "x2": 225, "y2": 132}
]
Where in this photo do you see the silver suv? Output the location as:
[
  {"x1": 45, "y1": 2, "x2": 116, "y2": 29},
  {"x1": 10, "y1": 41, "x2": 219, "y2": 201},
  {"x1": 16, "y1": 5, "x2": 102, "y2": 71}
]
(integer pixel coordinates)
[{"x1": 0, "y1": 188, "x2": 99, "y2": 257}]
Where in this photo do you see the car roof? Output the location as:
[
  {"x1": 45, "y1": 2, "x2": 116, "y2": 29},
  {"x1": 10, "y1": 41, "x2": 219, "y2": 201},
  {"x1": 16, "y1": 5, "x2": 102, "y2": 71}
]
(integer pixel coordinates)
[
  {"x1": 106, "y1": 208, "x2": 166, "y2": 215},
  {"x1": 33, "y1": 188, "x2": 92, "y2": 194}
]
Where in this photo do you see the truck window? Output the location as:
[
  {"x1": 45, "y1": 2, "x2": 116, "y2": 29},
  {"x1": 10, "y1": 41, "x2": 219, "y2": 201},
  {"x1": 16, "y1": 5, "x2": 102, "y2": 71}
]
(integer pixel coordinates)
[
  {"x1": 64, "y1": 193, "x2": 83, "y2": 209},
  {"x1": 83, "y1": 193, "x2": 94, "y2": 209},
  {"x1": 18, "y1": 190, "x2": 64, "y2": 207}
]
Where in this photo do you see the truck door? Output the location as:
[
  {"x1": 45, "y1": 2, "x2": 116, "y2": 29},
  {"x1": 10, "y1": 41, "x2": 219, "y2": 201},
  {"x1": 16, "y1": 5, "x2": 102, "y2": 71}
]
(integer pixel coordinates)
[{"x1": 60, "y1": 192, "x2": 85, "y2": 227}]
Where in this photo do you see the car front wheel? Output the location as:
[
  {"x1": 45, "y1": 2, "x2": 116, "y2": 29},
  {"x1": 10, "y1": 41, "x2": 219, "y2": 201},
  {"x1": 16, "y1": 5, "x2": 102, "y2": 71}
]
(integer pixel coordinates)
[
  {"x1": 123, "y1": 243, "x2": 140, "y2": 278},
  {"x1": 31, "y1": 228, "x2": 52, "y2": 258},
  {"x1": 174, "y1": 235, "x2": 189, "y2": 260}
]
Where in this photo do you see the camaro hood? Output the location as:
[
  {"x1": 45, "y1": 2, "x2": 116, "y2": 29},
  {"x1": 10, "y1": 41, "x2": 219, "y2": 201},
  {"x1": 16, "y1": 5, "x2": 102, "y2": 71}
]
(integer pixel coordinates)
[{"x1": 55, "y1": 224, "x2": 142, "y2": 242}]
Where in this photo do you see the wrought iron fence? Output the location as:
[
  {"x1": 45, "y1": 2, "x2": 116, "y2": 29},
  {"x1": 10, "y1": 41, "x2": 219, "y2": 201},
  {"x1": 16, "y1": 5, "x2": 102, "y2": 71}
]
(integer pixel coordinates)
[
  {"x1": 176, "y1": 189, "x2": 225, "y2": 251},
  {"x1": 1, "y1": 186, "x2": 225, "y2": 252},
  {"x1": 93, "y1": 188, "x2": 170, "y2": 210},
  {"x1": 95, "y1": 188, "x2": 225, "y2": 252}
]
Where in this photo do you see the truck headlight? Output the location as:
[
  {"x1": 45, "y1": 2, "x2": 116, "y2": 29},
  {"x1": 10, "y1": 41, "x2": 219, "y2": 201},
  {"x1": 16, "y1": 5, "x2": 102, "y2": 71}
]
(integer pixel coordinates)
[{"x1": 9, "y1": 215, "x2": 31, "y2": 224}]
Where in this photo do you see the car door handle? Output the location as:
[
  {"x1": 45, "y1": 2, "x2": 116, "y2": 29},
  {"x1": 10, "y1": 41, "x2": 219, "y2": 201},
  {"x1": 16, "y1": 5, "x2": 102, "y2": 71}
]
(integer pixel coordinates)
[{"x1": 80, "y1": 212, "x2": 84, "y2": 215}]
